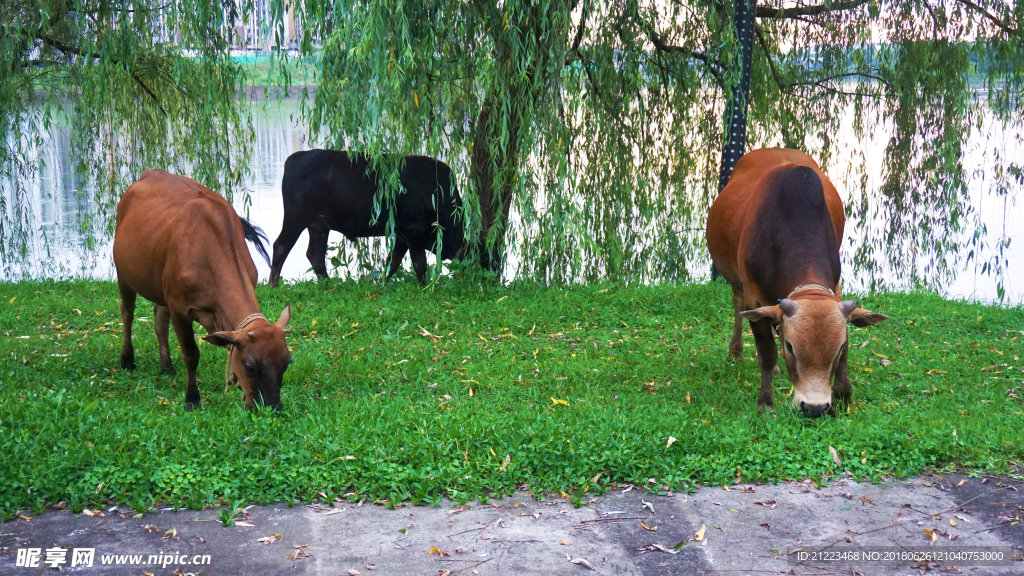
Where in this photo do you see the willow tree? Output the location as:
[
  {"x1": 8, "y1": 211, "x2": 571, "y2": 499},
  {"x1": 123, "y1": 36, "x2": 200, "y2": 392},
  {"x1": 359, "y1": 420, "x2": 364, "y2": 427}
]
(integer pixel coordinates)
[
  {"x1": 1, "y1": 0, "x2": 255, "y2": 273},
  {"x1": 293, "y1": 0, "x2": 1023, "y2": 288}
]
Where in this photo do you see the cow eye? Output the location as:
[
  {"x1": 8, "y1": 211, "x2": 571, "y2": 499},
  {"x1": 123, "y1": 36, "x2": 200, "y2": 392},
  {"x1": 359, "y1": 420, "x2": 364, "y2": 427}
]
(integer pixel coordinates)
[
  {"x1": 785, "y1": 340, "x2": 794, "y2": 355},
  {"x1": 244, "y1": 362, "x2": 257, "y2": 375}
]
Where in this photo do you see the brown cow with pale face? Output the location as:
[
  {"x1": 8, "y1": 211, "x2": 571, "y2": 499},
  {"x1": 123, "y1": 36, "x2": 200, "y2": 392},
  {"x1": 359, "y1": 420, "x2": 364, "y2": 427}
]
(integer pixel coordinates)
[
  {"x1": 114, "y1": 169, "x2": 293, "y2": 410},
  {"x1": 706, "y1": 148, "x2": 888, "y2": 417}
]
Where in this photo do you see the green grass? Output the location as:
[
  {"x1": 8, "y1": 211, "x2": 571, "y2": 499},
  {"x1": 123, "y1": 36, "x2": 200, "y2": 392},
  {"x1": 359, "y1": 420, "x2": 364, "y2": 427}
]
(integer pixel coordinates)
[{"x1": 0, "y1": 279, "x2": 1022, "y2": 518}]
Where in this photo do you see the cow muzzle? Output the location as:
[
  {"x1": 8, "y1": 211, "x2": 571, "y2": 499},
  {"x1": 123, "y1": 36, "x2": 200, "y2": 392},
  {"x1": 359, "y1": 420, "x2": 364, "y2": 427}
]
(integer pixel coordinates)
[{"x1": 799, "y1": 401, "x2": 833, "y2": 418}]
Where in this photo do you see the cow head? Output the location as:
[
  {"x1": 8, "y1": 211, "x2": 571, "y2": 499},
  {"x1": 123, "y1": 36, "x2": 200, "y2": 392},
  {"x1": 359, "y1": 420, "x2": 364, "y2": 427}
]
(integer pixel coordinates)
[
  {"x1": 741, "y1": 299, "x2": 887, "y2": 417},
  {"x1": 204, "y1": 305, "x2": 293, "y2": 410}
]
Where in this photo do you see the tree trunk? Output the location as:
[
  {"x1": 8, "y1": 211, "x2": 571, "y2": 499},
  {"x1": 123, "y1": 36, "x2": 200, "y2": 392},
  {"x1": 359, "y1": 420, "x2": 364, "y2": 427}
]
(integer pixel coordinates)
[
  {"x1": 469, "y1": 91, "x2": 523, "y2": 274},
  {"x1": 711, "y1": 0, "x2": 756, "y2": 280},
  {"x1": 717, "y1": 0, "x2": 756, "y2": 192}
]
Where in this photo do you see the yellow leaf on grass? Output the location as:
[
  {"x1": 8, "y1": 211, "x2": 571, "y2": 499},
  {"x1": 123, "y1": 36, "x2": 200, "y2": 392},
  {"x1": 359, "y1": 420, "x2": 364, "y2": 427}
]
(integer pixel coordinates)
[
  {"x1": 8, "y1": 297, "x2": 14, "y2": 304},
  {"x1": 551, "y1": 397, "x2": 569, "y2": 406},
  {"x1": 686, "y1": 391, "x2": 690, "y2": 403},
  {"x1": 872, "y1": 352, "x2": 887, "y2": 359},
  {"x1": 694, "y1": 524, "x2": 706, "y2": 541},
  {"x1": 489, "y1": 447, "x2": 496, "y2": 457}
]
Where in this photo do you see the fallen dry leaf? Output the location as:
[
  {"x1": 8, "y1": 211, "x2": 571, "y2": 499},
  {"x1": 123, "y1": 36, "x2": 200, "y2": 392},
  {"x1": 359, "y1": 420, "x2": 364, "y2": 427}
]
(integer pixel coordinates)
[
  {"x1": 234, "y1": 521, "x2": 256, "y2": 527},
  {"x1": 560, "y1": 540, "x2": 571, "y2": 546},
  {"x1": 666, "y1": 436, "x2": 676, "y2": 448},
  {"x1": 569, "y1": 557, "x2": 594, "y2": 570},
  {"x1": 694, "y1": 524, "x2": 706, "y2": 542},
  {"x1": 428, "y1": 546, "x2": 450, "y2": 557},
  {"x1": 162, "y1": 528, "x2": 177, "y2": 539},
  {"x1": 257, "y1": 533, "x2": 282, "y2": 545},
  {"x1": 348, "y1": 570, "x2": 361, "y2": 576},
  {"x1": 641, "y1": 499, "x2": 654, "y2": 513},
  {"x1": 640, "y1": 521, "x2": 657, "y2": 532},
  {"x1": 829, "y1": 446, "x2": 841, "y2": 466}
]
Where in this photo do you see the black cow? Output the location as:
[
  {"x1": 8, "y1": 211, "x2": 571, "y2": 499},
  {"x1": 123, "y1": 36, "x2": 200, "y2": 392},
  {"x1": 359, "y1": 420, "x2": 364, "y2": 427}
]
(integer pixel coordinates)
[{"x1": 268, "y1": 150, "x2": 465, "y2": 287}]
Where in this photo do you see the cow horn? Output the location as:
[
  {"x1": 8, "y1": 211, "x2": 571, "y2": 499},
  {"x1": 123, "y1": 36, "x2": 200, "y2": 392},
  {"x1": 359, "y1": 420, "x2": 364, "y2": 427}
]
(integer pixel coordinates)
[{"x1": 778, "y1": 298, "x2": 798, "y2": 317}]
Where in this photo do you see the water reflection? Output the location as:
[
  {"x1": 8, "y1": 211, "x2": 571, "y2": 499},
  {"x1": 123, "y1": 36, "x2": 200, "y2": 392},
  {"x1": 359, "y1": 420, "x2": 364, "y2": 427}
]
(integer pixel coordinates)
[{"x1": 2, "y1": 98, "x2": 1021, "y2": 304}]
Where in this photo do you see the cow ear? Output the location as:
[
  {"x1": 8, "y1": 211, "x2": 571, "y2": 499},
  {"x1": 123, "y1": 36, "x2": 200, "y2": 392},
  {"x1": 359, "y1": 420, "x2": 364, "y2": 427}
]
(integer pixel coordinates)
[
  {"x1": 848, "y1": 308, "x2": 888, "y2": 327},
  {"x1": 276, "y1": 304, "x2": 292, "y2": 329},
  {"x1": 740, "y1": 306, "x2": 783, "y2": 324},
  {"x1": 205, "y1": 331, "x2": 242, "y2": 348}
]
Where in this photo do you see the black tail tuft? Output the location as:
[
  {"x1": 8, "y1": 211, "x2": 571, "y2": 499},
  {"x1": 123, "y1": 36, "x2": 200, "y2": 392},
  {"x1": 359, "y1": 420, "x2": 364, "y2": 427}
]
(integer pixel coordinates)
[
  {"x1": 711, "y1": 263, "x2": 720, "y2": 281},
  {"x1": 240, "y1": 217, "x2": 271, "y2": 266}
]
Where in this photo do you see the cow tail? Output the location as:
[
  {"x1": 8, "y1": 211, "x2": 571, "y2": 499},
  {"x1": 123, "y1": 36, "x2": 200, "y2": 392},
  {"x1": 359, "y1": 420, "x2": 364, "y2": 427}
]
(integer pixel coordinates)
[{"x1": 240, "y1": 217, "x2": 271, "y2": 266}]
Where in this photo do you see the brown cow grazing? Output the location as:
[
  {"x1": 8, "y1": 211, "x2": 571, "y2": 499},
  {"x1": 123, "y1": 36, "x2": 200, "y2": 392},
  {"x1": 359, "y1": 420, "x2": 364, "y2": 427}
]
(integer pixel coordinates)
[
  {"x1": 113, "y1": 169, "x2": 293, "y2": 410},
  {"x1": 706, "y1": 148, "x2": 888, "y2": 417}
]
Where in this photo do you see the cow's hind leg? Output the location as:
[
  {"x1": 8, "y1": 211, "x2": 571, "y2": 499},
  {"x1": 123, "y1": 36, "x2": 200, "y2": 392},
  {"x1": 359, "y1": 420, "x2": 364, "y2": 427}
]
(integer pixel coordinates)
[
  {"x1": 154, "y1": 304, "x2": 176, "y2": 377},
  {"x1": 728, "y1": 286, "x2": 744, "y2": 360},
  {"x1": 118, "y1": 282, "x2": 137, "y2": 371},
  {"x1": 270, "y1": 213, "x2": 308, "y2": 287},
  {"x1": 170, "y1": 313, "x2": 202, "y2": 410},
  {"x1": 831, "y1": 342, "x2": 851, "y2": 412},
  {"x1": 385, "y1": 240, "x2": 410, "y2": 281},
  {"x1": 306, "y1": 218, "x2": 330, "y2": 280},
  {"x1": 750, "y1": 318, "x2": 778, "y2": 413},
  {"x1": 410, "y1": 246, "x2": 428, "y2": 286}
]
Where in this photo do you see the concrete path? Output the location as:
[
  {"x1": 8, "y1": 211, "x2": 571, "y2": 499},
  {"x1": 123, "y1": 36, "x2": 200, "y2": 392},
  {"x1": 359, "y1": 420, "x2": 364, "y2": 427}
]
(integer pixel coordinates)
[{"x1": 1, "y1": 472, "x2": 1021, "y2": 576}]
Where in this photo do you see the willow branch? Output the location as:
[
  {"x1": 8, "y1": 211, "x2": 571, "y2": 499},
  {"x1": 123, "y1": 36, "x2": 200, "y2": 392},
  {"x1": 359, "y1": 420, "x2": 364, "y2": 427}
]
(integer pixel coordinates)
[
  {"x1": 36, "y1": 34, "x2": 168, "y2": 117},
  {"x1": 571, "y1": 0, "x2": 589, "y2": 54},
  {"x1": 754, "y1": 23, "x2": 785, "y2": 92},
  {"x1": 755, "y1": 0, "x2": 870, "y2": 19},
  {"x1": 951, "y1": 0, "x2": 1019, "y2": 34},
  {"x1": 640, "y1": 20, "x2": 723, "y2": 85}
]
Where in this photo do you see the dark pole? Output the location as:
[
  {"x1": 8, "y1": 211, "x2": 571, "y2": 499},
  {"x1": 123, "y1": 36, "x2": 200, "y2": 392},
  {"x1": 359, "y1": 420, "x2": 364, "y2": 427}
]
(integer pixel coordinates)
[
  {"x1": 717, "y1": 0, "x2": 756, "y2": 192},
  {"x1": 711, "y1": 0, "x2": 755, "y2": 281}
]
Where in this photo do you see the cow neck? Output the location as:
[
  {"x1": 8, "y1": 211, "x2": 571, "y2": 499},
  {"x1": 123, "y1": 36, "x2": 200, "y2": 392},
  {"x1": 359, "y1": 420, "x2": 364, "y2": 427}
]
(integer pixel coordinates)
[{"x1": 211, "y1": 292, "x2": 265, "y2": 335}]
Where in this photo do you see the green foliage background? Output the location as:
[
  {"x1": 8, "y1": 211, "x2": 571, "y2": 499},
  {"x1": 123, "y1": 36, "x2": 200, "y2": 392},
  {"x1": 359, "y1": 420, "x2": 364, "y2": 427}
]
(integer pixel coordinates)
[{"x1": 2, "y1": 1, "x2": 1024, "y2": 289}]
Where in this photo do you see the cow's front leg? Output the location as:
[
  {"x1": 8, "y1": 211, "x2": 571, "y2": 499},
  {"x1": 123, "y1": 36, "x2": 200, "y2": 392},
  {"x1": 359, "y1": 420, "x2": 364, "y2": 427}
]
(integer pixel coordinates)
[
  {"x1": 170, "y1": 314, "x2": 202, "y2": 410},
  {"x1": 832, "y1": 341, "x2": 852, "y2": 410},
  {"x1": 385, "y1": 240, "x2": 410, "y2": 281},
  {"x1": 749, "y1": 318, "x2": 778, "y2": 413},
  {"x1": 224, "y1": 348, "x2": 238, "y2": 394}
]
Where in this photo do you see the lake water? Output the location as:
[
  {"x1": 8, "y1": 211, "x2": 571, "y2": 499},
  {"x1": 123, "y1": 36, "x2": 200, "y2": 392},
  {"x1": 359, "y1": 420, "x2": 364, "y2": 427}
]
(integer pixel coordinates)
[{"x1": 2, "y1": 98, "x2": 1022, "y2": 304}]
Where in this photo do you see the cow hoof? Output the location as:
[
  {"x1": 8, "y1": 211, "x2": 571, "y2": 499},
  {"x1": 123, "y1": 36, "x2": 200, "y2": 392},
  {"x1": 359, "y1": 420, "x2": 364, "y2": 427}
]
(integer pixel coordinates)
[
  {"x1": 120, "y1": 352, "x2": 136, "y2": 371},
  {"x1": 772, "y1": 365, "x2": 781, "y2": 375},
  {"x1": 758, "y1": 404, "x2": 775, "y2": 416},
  {"x1": 183, "y1": 401, "x2": 201, "y2": 411},
  {"x1": 161, "y1": 365, "x2": 177, "y2": 378}
]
